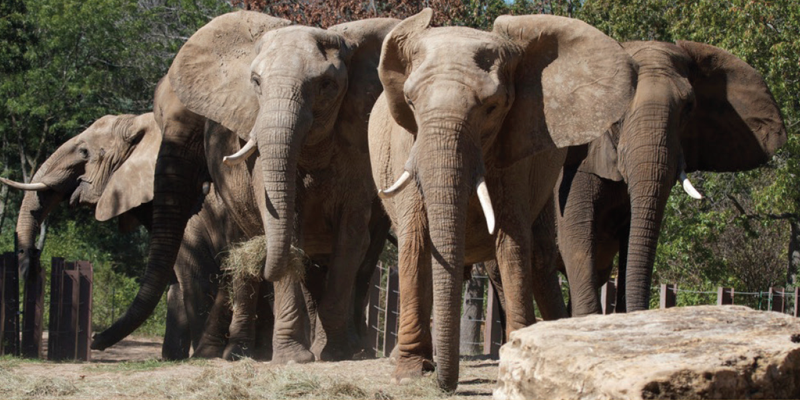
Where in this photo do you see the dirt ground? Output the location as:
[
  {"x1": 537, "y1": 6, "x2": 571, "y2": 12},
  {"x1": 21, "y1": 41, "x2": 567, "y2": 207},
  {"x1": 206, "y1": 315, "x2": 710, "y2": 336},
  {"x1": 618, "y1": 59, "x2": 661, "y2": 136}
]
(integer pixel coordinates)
[{"x1": 0, "y1": 337, "x2": 499, "y2": 399}]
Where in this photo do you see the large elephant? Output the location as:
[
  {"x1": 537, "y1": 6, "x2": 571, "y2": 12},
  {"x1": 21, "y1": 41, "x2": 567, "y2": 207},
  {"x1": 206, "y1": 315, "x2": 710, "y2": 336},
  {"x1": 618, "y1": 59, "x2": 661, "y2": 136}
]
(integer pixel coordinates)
[
  {"x1": 1, "y1": 113, "x2": 239, "y2": 360},
  {"x1": 556, "y1": 40, "x2": 787, "y2": 316},
  {"x1": 369, "y1": 9, "x2": 637, "y2": 390},
  {"x1": 92, "y1": 11, "x2": 398, "y2": 363}
]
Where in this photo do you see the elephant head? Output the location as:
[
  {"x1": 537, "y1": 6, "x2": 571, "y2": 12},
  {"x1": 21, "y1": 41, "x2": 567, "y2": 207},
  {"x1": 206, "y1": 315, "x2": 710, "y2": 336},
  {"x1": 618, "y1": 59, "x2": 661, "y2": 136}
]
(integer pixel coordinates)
[
  {"x1": 3, "y1": 113, "x2": 160, "y2": 281},
  {"x1": 568, "y1": 41, "x2": 786, "y2": 312},
  {"x1": 375, "y1": 9, "x2": 636, "y2": 390},
  {"x1": 168, "y1": 12, "x2": 398, "y2": 282}
]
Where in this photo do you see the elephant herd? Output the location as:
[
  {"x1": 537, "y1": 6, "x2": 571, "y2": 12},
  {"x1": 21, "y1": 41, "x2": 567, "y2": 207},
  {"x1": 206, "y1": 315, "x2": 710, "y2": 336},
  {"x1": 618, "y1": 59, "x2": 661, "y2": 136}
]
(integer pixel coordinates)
[{"x1": 3, "y1": 8, "x2": 785, "y2": 392}]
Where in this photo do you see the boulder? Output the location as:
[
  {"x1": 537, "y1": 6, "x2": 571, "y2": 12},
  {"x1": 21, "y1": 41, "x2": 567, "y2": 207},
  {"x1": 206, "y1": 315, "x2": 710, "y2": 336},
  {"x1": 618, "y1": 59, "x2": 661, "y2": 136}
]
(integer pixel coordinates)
[{"x1": 494, "y1": 305, "x2": 800, "y2": 399}]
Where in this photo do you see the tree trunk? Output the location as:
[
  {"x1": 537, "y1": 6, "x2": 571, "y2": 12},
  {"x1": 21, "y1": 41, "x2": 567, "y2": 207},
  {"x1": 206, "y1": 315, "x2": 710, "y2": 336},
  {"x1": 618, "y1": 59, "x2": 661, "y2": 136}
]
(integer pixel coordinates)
[{"x1": 787, "y1": 218, "x2": 800, "y2": 287}]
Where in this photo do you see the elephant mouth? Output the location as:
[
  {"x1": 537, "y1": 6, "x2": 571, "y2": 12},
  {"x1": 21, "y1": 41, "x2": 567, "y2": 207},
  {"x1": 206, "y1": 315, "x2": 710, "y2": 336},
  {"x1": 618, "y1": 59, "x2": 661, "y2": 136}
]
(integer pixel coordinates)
[{"x1": 68, "y1": 181, "x2": 92, "y2": 207}]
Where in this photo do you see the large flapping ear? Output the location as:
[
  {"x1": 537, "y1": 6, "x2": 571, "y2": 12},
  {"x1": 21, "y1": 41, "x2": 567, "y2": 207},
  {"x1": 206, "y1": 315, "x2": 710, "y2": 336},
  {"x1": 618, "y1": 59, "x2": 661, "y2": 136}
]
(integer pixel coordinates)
[
  {"x1": 328, "y1": 18, "x2": 401, "y2": 146},
  {"x1": 168, "y1": 11, "x2": 291, "y2": 138},
  {"x1": 492, "y1": 15, "x2": 637, "y2": 167},
  {"x1": 378, "y1": 8, "x2": 434, "y2": 134},
  {"x1": 96, "y1": 113, "x2": 162, "y2": 222},
  {"x1": 676, "y1": 40, "x2": 786, "y2": 172}
]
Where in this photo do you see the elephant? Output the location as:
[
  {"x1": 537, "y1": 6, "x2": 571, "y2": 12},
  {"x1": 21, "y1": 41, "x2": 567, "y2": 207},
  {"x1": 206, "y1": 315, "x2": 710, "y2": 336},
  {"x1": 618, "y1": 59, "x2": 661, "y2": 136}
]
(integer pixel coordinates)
[
  {"x1": 555, "y1": 40, "x2": 787, "y2": 316},
  {"x1": 368, "y1": 9, "x2": 637, "y2": 390},
  {"x1": 91, "y1": 11, "x2": 398, "y2": 363},
  {"x1": 1, "y1": 113, "x2": 240, "y2": 360}
]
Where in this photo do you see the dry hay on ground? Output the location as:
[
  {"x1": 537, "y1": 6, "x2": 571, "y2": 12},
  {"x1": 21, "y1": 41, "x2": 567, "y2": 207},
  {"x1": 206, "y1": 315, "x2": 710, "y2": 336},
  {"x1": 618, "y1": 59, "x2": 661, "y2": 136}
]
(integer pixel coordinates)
[{"x1": 0, "y1": 336, "x2": 497, "y2": 399}]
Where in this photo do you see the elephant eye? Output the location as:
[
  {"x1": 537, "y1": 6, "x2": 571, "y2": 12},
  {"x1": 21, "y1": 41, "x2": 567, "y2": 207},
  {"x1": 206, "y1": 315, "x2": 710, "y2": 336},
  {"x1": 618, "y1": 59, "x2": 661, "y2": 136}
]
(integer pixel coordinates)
[
  {"x1": 319, "y1": 78, "x2": 337, "y2": 94},
  {"x1": 486, "y1": 105, "x2": 497, "y2": 115},
  {"x1": 251, "y1": 73, "x2": 262, "y2": 95},
  {"x1": 79, "y1": 148, "x2": 89, "y2": 160},
  {"x1": 406, "y1": 96, "x2": 414, "y2": 110}
]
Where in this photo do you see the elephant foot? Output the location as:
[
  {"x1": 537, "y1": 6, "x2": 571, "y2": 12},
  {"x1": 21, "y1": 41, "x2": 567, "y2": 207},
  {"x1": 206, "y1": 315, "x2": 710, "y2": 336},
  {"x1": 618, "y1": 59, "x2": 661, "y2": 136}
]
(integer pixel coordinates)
[
  {"x1": 271, "y1": 342, "x2": 315, "y2": 364},
  {"x1": 318, "y1": 340, "x2": 355, "y2": 361},
  {"x1": 391, "y1": 356, "x2": 435, "y2": 384},
  {"x1": 192, "y1": 342, "x2": 225, "y2": 359},
  {"x1": 223, "y1": 341, "x2": 253, "y2": 361}
]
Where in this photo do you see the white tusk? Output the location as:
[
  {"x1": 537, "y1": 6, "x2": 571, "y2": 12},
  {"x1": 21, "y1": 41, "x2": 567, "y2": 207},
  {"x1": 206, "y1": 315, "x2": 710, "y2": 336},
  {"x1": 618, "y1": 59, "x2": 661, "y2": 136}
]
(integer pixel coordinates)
[
  {"x1": 222, "y1": 138, "x2": 257, "y2": 166},
  {"x1": 0, "y1": 178, "x2": 48, "y2": 191},
  {"x1": 378, "y1": 171, "x2": 412, "y2": 199},
  {"x1": 476, "y1": 177, "x2": 496, "y2": 235},
  {"x1": 679, "y1": 170, "x2": 703, "y2": 200}
]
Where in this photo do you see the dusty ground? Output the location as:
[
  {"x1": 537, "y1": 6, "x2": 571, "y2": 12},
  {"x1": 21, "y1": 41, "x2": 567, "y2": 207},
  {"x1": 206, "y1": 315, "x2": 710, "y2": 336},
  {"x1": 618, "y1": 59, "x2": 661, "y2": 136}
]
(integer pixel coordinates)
[{"x1": 0, "y1": 337, "x2": 498, "y2": 399}]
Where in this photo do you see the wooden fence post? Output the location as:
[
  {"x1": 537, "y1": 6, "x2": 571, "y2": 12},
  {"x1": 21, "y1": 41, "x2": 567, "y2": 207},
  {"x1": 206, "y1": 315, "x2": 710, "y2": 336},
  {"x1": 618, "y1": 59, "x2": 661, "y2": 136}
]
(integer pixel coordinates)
[
  {"x1": 382, "y1": 265, "x2": 399, "y2": 357},
  {"x1": 660, "y1": 284, "x2": 677, "y2": 309},
  {"x1": 1, "y1": 252, "x2": 20, "y2": 356},
  {"x1": 21, "y1": 251, "x2": 43, "y2": 358},
  {"x1": 717, "y1": 287, "x2": 734, "y2": 305},
  {"x1": 365, "y1": 264, "x2": 381, "y2": 356},
  {"x1": 769, "y1": 287, "x2": 786, "y2": 313},
  {"x1": 795, "y1": 287, "x2": 800, "y2": 318},
  {"x1": 47, "y1": 258, "x2": 63, "y2": 360},
  {"x1": 77, "y1": 261, "x2": 92, "y2": 361},
  {"x1": 484, "y1": 283, "x2": 502, "y2": 358},
  {"x1": 601, "y1": 278, "x2": 616, "y2": 315}
]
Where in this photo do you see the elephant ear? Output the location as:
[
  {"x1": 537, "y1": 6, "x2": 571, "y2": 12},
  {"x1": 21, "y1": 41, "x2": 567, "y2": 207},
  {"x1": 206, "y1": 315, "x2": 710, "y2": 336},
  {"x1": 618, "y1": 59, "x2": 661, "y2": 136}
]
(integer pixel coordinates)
[
  {"x1": 492, "y1": 15, "x2": 637, "y2": 167},
  {"x1": 378, "y1": 8, "x2": 434, "y2": 134},
  {"x1": 328, "y1": 18, "x2": 401, "y2": 147},
  {"x1": 96, "y1": 113, "x2": 162, "y2": 222},
  {"x1": 168, "y1": 11, "x2": 292, "y2": 138},
  {"x1": 676, "y1": 40, "x2": 786, "y2": 172},
  {"x1": 576, "y1": 125, "x2": 625, "y2": 182}
]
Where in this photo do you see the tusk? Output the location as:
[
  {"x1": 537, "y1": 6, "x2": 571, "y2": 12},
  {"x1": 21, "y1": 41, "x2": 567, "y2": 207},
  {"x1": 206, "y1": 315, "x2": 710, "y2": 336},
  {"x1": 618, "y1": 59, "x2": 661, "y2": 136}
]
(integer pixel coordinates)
[
  {"x1": 0, "y1": 178, "x2": 48, "y2": 191},
  {"x1": 222, "y1": 138, "x2": 257, "y2": 166},
  {"x1": 679, "y1": 170, "x2": 703, "y2": 200},
  {"x1": 476, "y1": 177, "x2": 496, "y2": 235},
  {"x1": 378, "y1": 171, "x2": 412, "y2": 199},
  {"x1": 202, "y1": 182, "x2": 211, "y2": 196}
]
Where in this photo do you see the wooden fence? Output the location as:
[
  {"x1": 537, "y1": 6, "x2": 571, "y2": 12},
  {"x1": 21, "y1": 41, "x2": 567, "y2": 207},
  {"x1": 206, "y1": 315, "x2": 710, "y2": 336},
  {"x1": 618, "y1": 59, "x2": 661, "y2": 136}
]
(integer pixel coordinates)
[
  {"x1": 0, "y1": 255, "x2": 93, "y2": 360},
  {"x1": 1, "y1": 252, "x2": 20, "y2": 356},
  {"x1": 599, "y1": 278, "x2": 800, "y2": 315},
  {"x1": 47, "y1": 258, "x2": 93, "y2": 361}
]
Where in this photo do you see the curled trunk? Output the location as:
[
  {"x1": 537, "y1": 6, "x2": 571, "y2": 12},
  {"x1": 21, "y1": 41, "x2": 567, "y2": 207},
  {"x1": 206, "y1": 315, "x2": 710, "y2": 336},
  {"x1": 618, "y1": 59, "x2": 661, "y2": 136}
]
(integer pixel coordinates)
[{"x1": 92, "y1": 127, "x2": 207, "y2": 350}]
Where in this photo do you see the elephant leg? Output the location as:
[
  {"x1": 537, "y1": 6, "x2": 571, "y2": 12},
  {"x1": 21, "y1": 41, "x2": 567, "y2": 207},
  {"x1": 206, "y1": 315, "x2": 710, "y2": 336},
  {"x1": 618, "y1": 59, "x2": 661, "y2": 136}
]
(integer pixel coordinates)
[
  {"x1": 317, "y1": 210, "x2": 372, "y2": 361},
  {"x1": 271, "y1": 277, "x2": 315, "y2": 364},
  {"x1": 352, "y1": 209, "x2": 391, "y2": 359},
  {"x1": 483, "y1": 260, "x2": 507, "y2": 332},
  {"x1": 162, "y1": 282, "x2": 190, "y2": 360},
  {"x1": 224, "y1": 274, "x2": 259, "y2": 361},
  {"x1": 392, "y1": 212, "x2": 434, "y2": 383},
  {"x1": 495, "y1": 222, "x2": 536, "y2": 336},
  {"x1": 557, "y1": 170, "x2": 603, "y2": 317},
  {"x1": 174, "y1": 232, "x2": 218, "y2": 352},
  {"x1": 615, "y1": 227, "x2": 629, "y2": 313},
  {"x1": 530, "y1": 195, "x2": 568, "y2": 321},
  {"x1": 253, "y1": 280, "x2": 275, "y2": 361},
  {"x1": 193, "y1": 275, "x2": 231, "y2": 359},
  {"x1": 303, "y1": 263, "x2": 326, "y2": 360}
]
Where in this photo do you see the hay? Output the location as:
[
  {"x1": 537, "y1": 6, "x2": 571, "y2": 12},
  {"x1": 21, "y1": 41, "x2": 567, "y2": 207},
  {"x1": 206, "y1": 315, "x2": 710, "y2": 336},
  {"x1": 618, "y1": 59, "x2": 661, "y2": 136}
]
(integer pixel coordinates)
[{"x1": 222, "y1": 235, "x2": 309, "y2": 285}]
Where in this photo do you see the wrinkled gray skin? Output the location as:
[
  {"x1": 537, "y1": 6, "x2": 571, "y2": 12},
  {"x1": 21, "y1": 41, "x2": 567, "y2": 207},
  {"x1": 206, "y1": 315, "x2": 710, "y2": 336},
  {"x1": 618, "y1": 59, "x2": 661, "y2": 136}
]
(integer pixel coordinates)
[
  {"x1": 92, "y1": 12, "x2": 397, "y2": 364},
  {"x1": 556, "y1": 40, "x2": 787, "y2": 316},
  {"x1": 4, "y1": 113, "x2": 237, "y2": 360},
  {"x1": 369, "y1": 10, "x2": 637, "y2": 390}
]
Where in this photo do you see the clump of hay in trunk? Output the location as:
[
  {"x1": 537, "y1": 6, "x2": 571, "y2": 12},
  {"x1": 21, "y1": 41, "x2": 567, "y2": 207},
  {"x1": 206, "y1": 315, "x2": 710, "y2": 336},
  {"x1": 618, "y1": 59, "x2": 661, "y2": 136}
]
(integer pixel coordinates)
[{"x1": 222, "y1": 236, "x2": 309, "y2": 298}]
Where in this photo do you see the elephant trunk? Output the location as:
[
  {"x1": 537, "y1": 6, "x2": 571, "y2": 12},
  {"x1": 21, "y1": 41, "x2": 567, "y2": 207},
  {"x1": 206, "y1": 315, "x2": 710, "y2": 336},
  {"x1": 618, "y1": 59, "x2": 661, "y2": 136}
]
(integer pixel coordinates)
[
  {"x1": 92, "y1": 124, "x2": 207, "y2": 350},
  {"x1": 416, "y1": 122, "x2": 481, "y2": 392},
  {"x1": 15, "y1": 158, "x2": 66, "y2": 280},
  {"x1": 258, "y1": 91, "x2": 312, "y2": 282},
  {"x1": 621, "y1": 102, "x2": 678, "y2": 312}
]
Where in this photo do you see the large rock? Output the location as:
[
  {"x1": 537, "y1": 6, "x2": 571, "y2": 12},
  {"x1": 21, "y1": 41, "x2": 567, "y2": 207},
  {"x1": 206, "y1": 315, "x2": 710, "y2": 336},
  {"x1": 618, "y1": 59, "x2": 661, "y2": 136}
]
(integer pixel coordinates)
[{"x1": 495, "y1": 306, "x2": 800, "y2": 399}]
